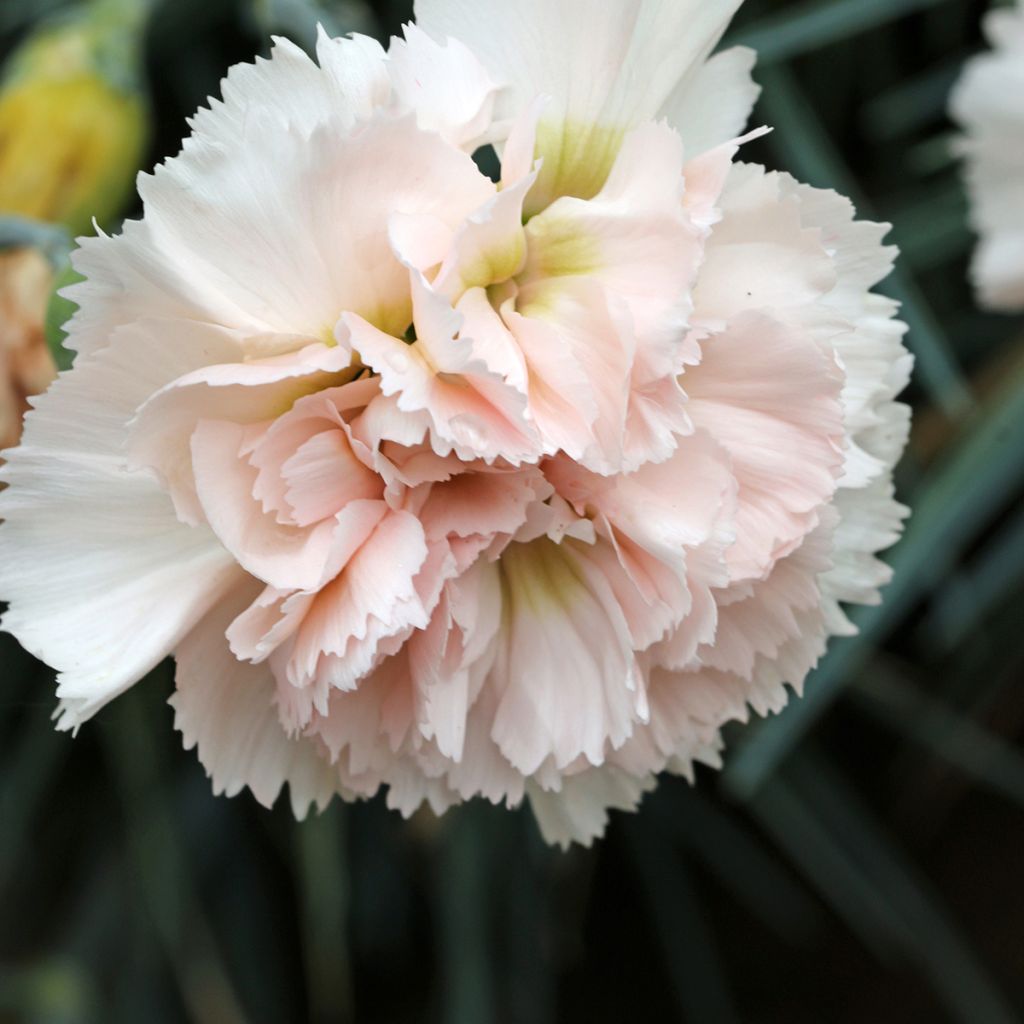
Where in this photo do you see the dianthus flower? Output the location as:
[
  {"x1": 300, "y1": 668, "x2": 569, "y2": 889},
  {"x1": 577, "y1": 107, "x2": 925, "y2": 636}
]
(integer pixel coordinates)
[
  {"x1": 0, "y1": 0, "x2": 911, "y2": 845},
  {"x1": 951, "y1": 0, "x2": 1024, "y2": 312}
]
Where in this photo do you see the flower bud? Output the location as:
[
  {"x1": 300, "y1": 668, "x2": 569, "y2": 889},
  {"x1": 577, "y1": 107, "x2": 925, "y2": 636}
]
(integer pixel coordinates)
[
  {"x1": 0, "y1": 246, "x2": 56, "y2": 453},
  {"x1": 0, "y1": 0, "x2": 149, "y2": 237}
]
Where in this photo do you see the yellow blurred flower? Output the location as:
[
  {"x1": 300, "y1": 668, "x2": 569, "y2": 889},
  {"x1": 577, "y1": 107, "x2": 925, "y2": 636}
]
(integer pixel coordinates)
[
  {"x1": 0, "y1": 247, "x2": 56, "y2": 453},
  {"x1": 0, "y1": 0, "x2": 148, "y2": 237}
]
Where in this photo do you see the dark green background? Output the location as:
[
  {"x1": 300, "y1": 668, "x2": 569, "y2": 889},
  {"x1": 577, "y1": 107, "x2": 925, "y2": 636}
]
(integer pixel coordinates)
[{"x1": 2, "y1": 0, "x2": 1023, "y2": 1021}]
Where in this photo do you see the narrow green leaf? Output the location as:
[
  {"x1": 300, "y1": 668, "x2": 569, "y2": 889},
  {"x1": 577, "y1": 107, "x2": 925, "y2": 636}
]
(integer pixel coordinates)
[
  {"x1": 0, "y1": 961, "x2": 98, "y2": 1024},
  {"x1": 852, "y1": 662, "x2": 1024, "y2": 809},
  {"x1": 652, "y1": 785, "x2": 821, "y2": 942},
  {"x1": 920, "y1": 501, "x2": 1024, "y2": 652},
  {"x1": 296, "y1": 805, "x2": 354, "y2": 1024},
  {"x1": 746, "y1": 779, "x2": 907, "y2": 956},
  {"x1": 728, "y1": 0, "x2": 956, "y2": 66},
  {"x1": 434, "y1": 808, "x2": 497, "y2": 1024},
  {"x1": 251, "y1": 0, "x2": 377, "y2": 49},
  {"x1": 884, "y1": 178, "x2": 971, "y2": 273},
  {"x1": 101, "y1": 685, "x2": 248, "y2": 1024},
  {"x1": 0, "y1": 661, "x2": 67, "y2": 890},
  {"x1": 861, "y1": 58, "x2": 966, "y2": 143},
  {"x1": 783, "y1": 758, "x2": 1018, "y2": 1024},
  {"x1": 623, "y1": 819, "x2": 740, "y2": 1024},
  {"x1": 494, "y1": 813, "x2": 556, "y2": 1024}
]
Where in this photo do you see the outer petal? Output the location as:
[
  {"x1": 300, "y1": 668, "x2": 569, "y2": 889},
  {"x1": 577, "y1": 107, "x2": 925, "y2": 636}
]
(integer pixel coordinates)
[
  {"x1": 416, "y1": 0, "x2": 743, "y2": 208},
  {"x1": 68, "y1": 113, "x2": 495, "y2": 359},
  {"x1": 187, "y1": 31, "x2": 390, "y2": 146},
  {"x1": 172, "y1": 579, "x2": 342, "y2": 817},
  {"x1": 691, "y1": 164, "x2": 837, "y2": 324},
  {"x1": 307, "y1": 648, "x2": 418, "y2": 785},
  {"x1": 684, "y1": 311, "x2": 845, "y2": 581},
  {"x1": 527, "y1": 768, "x2": 655, "y2": 849},
  {"x1": 387, "y1": 24, "x2": 500, "y2": 150},
  {"x1": 0, "y1": 329, "x2": 242, "y2": 730},
  {"x1": 660, "y1": 46, "x2": 760, "y2": 156},
  {"x1": 489, "y1": 538, "x2": 646, "y2": 774}
]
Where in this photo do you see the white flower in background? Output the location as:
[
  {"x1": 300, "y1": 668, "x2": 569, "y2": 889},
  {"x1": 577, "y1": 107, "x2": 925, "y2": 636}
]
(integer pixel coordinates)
[
  {"x1": 0, "y1": 0, "x2": 911, "y2": 847},
  {"x1": 951, "y1": 0, "x2": 1024, "y2": 312}
]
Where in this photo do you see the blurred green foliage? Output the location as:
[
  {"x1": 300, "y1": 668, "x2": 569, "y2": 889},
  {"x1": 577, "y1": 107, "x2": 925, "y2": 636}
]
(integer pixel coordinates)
[{"x1": 1, "y1": 0, "x2": 1024, "y2": 1022}]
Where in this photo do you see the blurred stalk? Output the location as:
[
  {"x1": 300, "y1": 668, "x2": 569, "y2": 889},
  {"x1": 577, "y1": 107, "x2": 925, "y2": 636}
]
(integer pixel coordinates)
[
  {"x1": 102, "y1": 687, "x2": 247, "y2": 1024},
  {"x1": 434, "y1": 807, "x2": 496, "y2": 1024},
  {"x1": 768, "y1": 758, "x2": 1018, "y2": 1024},
  {"x1": 853, "y1": 661, "x2": 1024, "y2": 810},
  {"x1": 884, "y1": 179, "x2": 971, "y2": 273},
  {"x1": 919, "y1": 501, "x2": 1024, "y2": 653},
  {"x1": 729, "y1": 0, "x2": 955, "y2": 65},
  {"x1": 495, "y1": 814, "x2": 556, "y2": 1024},
  {"x1": 861, "y1": 58, "x2": 965, "y2": 143},
  {"x1": 0, "y1": 704, "x2": 67, "y2": 890},
  {"x1": 0, "y1": 960, "x2": 99, "y2": 1024},
  {"x1": 0, "y1": 0, "x2": 70, "y2": 35},
  {"x1": 651, "y1": 785, "x2": 821, "y2": 943},
  {"x1": 623, "y1": 819, "x2": 740, "y2": 1024},
  {"x1": 296, "y1": 805, "x2": 354, "y2": 1024}
]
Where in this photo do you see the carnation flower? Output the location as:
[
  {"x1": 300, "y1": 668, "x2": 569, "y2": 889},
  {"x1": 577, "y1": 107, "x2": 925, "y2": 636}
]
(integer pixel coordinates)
[
  {"x1": 0, "y1": 0, "x2": 911, "y2": 846},
  {"x1": 951, "y1": 0, "x2": 1024, "y2": 311}
]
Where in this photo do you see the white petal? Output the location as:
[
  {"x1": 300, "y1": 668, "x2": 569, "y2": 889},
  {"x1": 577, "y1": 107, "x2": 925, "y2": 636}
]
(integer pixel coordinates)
[
  {"x1": 527, "y1": 768, "x2": 654, "y2": 848},
  {"x1": 661, "y1": 46, "x2": 760, "y2": 156},
  {"x1": 416, "y1": 0, "x2": 742, "y2": 208},
  {"x1": 188, "y1": 32, "x2": 390, "y2": 146},
  {"x1": 172, "y1": 578, "x2": 341, "y2": 817},
  {"x1": 489, "y1": 538, "x2": 644, "y2": 774},
  {"x1": 67, "y1": 113, "x2": 496, "y2": 364},
  {"x1": 0, "y1": 329, "x2": 241, "y2": 729},
  {"x1": 388, "y1": 23, "x2": 500, "y2": 150}
]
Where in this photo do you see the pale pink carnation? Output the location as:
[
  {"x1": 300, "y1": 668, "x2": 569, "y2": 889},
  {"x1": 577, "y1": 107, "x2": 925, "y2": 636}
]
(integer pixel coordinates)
[
  {"x1": 0, "y1": 0, "x2": 911, "y2": 846},
  {"x1": 951, "y1": 0, "x2": 1024, "y2": 311}
]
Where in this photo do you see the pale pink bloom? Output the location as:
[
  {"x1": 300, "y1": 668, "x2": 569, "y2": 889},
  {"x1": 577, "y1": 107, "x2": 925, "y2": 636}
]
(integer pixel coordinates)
[
  {"x1": 0, "y1": 0, "x2": 910, "y2": 845},
  {"x1": 951, "y1": 0, "x2": 1024, "y2": 311}
]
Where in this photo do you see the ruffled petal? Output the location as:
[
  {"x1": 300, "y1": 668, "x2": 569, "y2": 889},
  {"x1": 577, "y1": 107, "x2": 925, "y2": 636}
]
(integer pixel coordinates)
[
  {"x1": 68, "y1": 113, "x2": 496, "y2": 366},
  {"x1": 527, "y1": 768, "x2": 655, "y2": 848},
  {"x1": 0, "y1": 327, "x2": 242, "y2": 729},
  {"x1": 129, "y1": 342, "x2": 353, "y2": 525},
  {"x1": 489, "y1": 538, "x2": 646, "y2": 774},
  {"x1": 684, "y1": 310, "x2": 845, "y2": 581},
  {"x1": 661, "y1": 46, "x2": 760, "y2": 156},
  {"x1": 512, "y1": 278, "x2": 636, "y2": 473},
  {"x1": 342, "y1": 274, "x2": 539, "y2": 465},
  {"x1": 388, "y1": 23, "x2": 500, "y2": 150},
  {"x1": 172, "y1": 579, "x2": 342, "y2": 817},
  {"x1": 416, "y1": 0, "x2": 742, "y2": 209}
]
